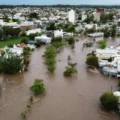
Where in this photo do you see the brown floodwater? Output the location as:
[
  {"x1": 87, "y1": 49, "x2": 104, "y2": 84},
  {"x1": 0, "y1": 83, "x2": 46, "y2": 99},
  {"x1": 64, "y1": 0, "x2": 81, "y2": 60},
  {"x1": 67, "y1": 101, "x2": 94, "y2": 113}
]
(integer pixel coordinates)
[{"x1": 0, "y1": 36, "x2": 120, "y2": 120}]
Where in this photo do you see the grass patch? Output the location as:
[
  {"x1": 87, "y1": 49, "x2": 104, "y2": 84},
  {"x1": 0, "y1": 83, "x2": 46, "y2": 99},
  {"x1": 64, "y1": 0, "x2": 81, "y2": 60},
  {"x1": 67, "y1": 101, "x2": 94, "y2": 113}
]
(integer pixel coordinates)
[{"x1": 0, "y1": 37, "x2": 28, "y2": 48}]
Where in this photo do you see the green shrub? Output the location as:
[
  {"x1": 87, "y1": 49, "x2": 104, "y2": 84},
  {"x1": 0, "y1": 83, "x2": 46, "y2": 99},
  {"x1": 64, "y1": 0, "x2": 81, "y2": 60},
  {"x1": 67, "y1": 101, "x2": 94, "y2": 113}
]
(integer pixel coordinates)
[
  {"x1": 8, "y1": 44, "x2": 13, "y2": 48},
  {"x1": 66, "y1": 36, "x2": 75, "y2": 45},
  {"x1": 48, "y1": 64, "x2": 55, "y2": 73},
  {"x1": 30, "y1": 79, "x2": 45, "y2": 94},
  {"x1": 45, "y1": 58, "x2": 56, "y2": 65},
  {"x1": 43, "y1": 46, "x2": 56, "y2": 73},
  {"x1": 86, "y1": 55, "x2": 98, "y2": 67},
  {"x1": 100, "y1": 92, "x2": 118, "y2": 110},
  {"x1": 51, "y1": 37, "x2": 62, "y2": 43},
  {"x1": 52, "y1": 42, "x2": 64, "y2": 49},
  {"x1": 98, "y1": 40, "x2": 107, "y2": 49},
  {"x1": 21, "y1": 38, "x2": 29, "y2": 44},
  {"x1": 29, "y1": 33, "x2": 39, "y2": 40},
  {"x1": 64, "y1": 67, "x2": 77, "y2": 76},
  {"x1": 44, "y1": 46, "x2": 56, "y2": 58},
  {"x1": 117, "y1": 33, "x2": 120, "y2": 37},
  {"x1": 0, "y1": 53, "x2": 23, "y2": 74},
  {"x1": 21, "y1": 30, "x2": 27, "y2": 36}
]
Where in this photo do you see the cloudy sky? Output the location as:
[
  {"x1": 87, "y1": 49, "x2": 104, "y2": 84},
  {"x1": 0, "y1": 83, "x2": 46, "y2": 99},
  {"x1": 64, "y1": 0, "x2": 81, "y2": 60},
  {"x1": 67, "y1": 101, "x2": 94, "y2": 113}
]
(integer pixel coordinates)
[{"x1": 0, "y1": 0, "x2": 120, "y2": 5}]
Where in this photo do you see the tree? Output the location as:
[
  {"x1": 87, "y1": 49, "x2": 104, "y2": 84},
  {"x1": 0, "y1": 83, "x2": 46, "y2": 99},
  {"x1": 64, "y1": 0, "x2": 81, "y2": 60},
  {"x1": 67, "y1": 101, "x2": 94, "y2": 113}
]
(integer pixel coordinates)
[
  {"x1": 66, "y1": 36, "x2": 75, "y2": 45},
  {"x1": 3, "y1": 26, "x2": 20, "y2": 37},
  {"x1": 100, "y1": 92, "x2": 118, "y2": 110},
  {"x1": 46, "y1": 23, "x2": 56, "y2": 31},
  {"x1": 29, "y1": 12, "x2": 39, "y2": 19},
  {"x1": 43, "y1": 46, "x2": 56, "y2": 73},
  {"x1": 98, "y1": 40, "x2": 107, "y2": 49},
  {"x1": 30, "y1": 79, "x2": 45, "y2": 94},
  {"x1": 64, "y1": 23, "x2": 75, "y2": 32},
  {"x1": 12, "y1": 18, "x2": 20, "y2": 24},
  {"x1": 0, "y1": 53, "x2": 23, "y2": 74},
  {"x1": 101, "y1": 27, "x2": 110, "y2": 38},
  {"x1": 85, "y1": 28, "x2": 96, "y2": 34},
  {"x1": 28, "y1": 33, "x2": 38, "y2": 40},
  {"x1": 0, "y1": 30, "x2": 2, "y2": 40},
  {"x1": 110, "y1": 25, "x2": 116, "y2": 37},
  {"x1": 64, "y1": 67, "x2": 77, "y2": 76},
  {"x1": 118, "y1": 21, "x2": 120, "y2": 26},
  {"x1": 51, "y1": 37, "x2": 62, "y2": 43},
  {"x1": 84, "y1": 15, "x2": 94, "y2": 24},
  {"x1": 86, "y1": 55, "x2": 98, "y2": 67},
  {"x1": 52, "y1": 42, "x2": 64, "y2": 49},
  {"x1": 44, "y1": 46, "x2": 56, "y2": 59},
  {"x1": 3, "y1": 14, "x2": 9, "y2": 22}
]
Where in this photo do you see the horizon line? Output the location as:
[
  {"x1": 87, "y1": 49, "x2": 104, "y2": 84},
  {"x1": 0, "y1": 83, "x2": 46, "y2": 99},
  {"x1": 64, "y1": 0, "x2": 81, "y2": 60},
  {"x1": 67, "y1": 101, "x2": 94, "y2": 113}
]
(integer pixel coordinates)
[{"x1": 0, "y1": 4, "x2": 120, "y2": 6}]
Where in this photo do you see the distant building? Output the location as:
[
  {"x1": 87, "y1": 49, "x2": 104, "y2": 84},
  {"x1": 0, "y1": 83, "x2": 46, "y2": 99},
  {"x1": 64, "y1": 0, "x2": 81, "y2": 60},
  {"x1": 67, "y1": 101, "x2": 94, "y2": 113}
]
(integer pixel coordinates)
[
  {"x1": 20, "y1": 21, "x2": 34, "y2": 30},
  {"x1": 94, "y1": 12, "x2": 100, "y2": 21},
  {"x1": 68, "y1": 10, "x2": 76, "y2": 24},
  {"x1": 96, "y1": 8, "x2": 104, "y2": 14},
  {"x1": 82, "y1": 14, "x2": 87, "y2": 21}
]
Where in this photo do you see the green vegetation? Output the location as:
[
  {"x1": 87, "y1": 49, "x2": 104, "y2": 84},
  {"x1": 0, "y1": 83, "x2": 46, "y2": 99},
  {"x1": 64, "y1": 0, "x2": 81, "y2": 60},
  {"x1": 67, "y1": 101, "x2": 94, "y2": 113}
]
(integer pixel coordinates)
[
  {"x1": 64, "y1": 56, "x2": 77, "y2": 76},
  {"x1": 2, "y1": 26, "x2": 21, "y2": 38},
  {"x1": 43, "y1": 46, "x2": 56, "y2": 72},
  {"x1": 64, "y1": 67, "x2": 77, "y2": 76},
  {"x1": 98, "y1": 40, "x2": 107, "y2": 49},
  {"x1": 64, "y1": 22, "x2": 75, "y2": 32},
  {"x1": 100, "y1": 13, "x2": 114, "y2": 23},
  {"x1": 86, "y1": 54, "x2": 98, "y2": 67},
  {"x1": 84, "y1": 15, "x2": 94, "y2": 24},
  {"x1": 0, "y1": 52, "x2": 23, "y2": 74},
  {"x1": 100, "y1": 92, "x2": 118, "y2": 110},
  {"x1": 21, "y1": 111, "x2": 27, "y2": 120},
  {"x1": 28, "y1": 33, "x2": 41, "y2": 40},
  {"x1": 52, "y1": 42, "x2": 64, "y2": 50},
  {"x1": 116, "y1": 33, "x2": 120, "y2": 37},
  {"x1": 51, "y1": 37, "x2": 62, "y2": 43},
  {"x1": 100, "y1": 25, "x2": 116, "y2": 38},
  {"x1": 66, "y1": 36, "x2": 75, "y2": 45},
  {"x1": 29, "y1": 12, "x2": 39, "y2": 19},
  {"x1": 0, "y1": 37, "x2": 28, "y2": 48},
  {"x1": 23, "y1": 47, "x2": 32, "y2": 71},
  {"x1": 85, "y1": 28, "x2": 96, "y2": 34},
  {"x1": 30, "y1": 79, "x2": 45, "y2": 95},
  {"x1": 46, "y1": 23, "x2": 56, "y2": 31}
]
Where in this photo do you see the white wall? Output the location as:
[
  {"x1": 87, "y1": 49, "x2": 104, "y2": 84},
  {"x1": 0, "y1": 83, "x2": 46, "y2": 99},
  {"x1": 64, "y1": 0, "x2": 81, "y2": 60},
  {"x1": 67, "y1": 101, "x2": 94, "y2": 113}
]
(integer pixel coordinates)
[
  {"x1": 68, "y1": 10, "x2": 76, "y2": 24},
  {"x1": 82, "y1": 14, "x2": 87, "y2": 21},
  {"x1": 94, "y1": 12, "x2": 100, "y2": 21}
]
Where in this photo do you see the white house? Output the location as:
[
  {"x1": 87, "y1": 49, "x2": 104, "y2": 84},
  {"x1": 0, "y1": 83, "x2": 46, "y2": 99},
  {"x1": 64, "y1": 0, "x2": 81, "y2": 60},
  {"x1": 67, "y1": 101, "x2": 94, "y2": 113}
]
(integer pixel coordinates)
[
  {"x1": 26, "y1": 29, "x2": 41, "y2": 36},
  {"x1": 82, "y1": 14, "x2": 87, "y2": 21},
  {"x1": 85, "y1": 24, "x2": 98, "y2": 29},
  {"x1": 54, "y1": 29, "x2": 63, "y2": 37},
  {"x1": 68, "y1": 10, "x2": 76, "y2": 24},
  {"x1": 35, "y1": 35, "x2": 51, "y2": 44}
]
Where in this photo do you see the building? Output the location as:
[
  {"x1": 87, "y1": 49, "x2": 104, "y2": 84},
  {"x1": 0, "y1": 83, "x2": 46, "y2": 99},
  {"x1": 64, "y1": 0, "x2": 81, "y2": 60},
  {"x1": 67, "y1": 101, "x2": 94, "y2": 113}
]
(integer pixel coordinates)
[
  {"x1": 54, "y1": 29, "x2": 63, "y2": 37},
  {"x1": 96, "y1": 8, "x2": 104, "y2": 14},
  {"x1": 93, "y1": 12, "x2": 100, "y2": 21},
  {"x1": 95, "y1": 47, "x2": 120, "y2": 77},
  {"x1": 68, "y1": 10, "x2": 76, "y2": 24},
  {"x1": 20, "y1": 21, "x2": 34, "y2": 30},
  {"x1": 82, "y1": 14, "x2": 87, "y2": 21}
]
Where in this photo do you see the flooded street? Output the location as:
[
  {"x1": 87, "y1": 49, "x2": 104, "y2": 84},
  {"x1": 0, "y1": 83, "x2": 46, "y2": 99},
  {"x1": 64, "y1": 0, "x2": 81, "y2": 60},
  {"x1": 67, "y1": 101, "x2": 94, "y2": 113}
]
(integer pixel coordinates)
[{"x1": 0, "y1": 37, "x2": 120, "y2": 120}]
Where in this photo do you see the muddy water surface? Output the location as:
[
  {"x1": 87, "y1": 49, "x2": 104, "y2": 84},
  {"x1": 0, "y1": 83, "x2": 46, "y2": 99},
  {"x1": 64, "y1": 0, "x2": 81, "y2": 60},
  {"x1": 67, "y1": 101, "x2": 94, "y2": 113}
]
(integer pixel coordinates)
[{"x1": 0, "y1": 37, "x2": 120, "y2": 120}]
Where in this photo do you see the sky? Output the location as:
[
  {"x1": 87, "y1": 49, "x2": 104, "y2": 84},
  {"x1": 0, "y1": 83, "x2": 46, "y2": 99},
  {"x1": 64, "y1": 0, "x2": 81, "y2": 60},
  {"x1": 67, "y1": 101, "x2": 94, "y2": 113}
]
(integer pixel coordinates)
[{"x1": 0, "y1": 0, "x2": 120, "y2": 5}]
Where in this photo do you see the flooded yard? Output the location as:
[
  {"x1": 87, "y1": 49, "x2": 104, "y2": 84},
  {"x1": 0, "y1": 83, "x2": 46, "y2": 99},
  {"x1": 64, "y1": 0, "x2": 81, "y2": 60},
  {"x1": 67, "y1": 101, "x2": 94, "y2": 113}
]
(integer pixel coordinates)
[{"x1": 0, "y1": 36, "x2": 120, "y2": 120}]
